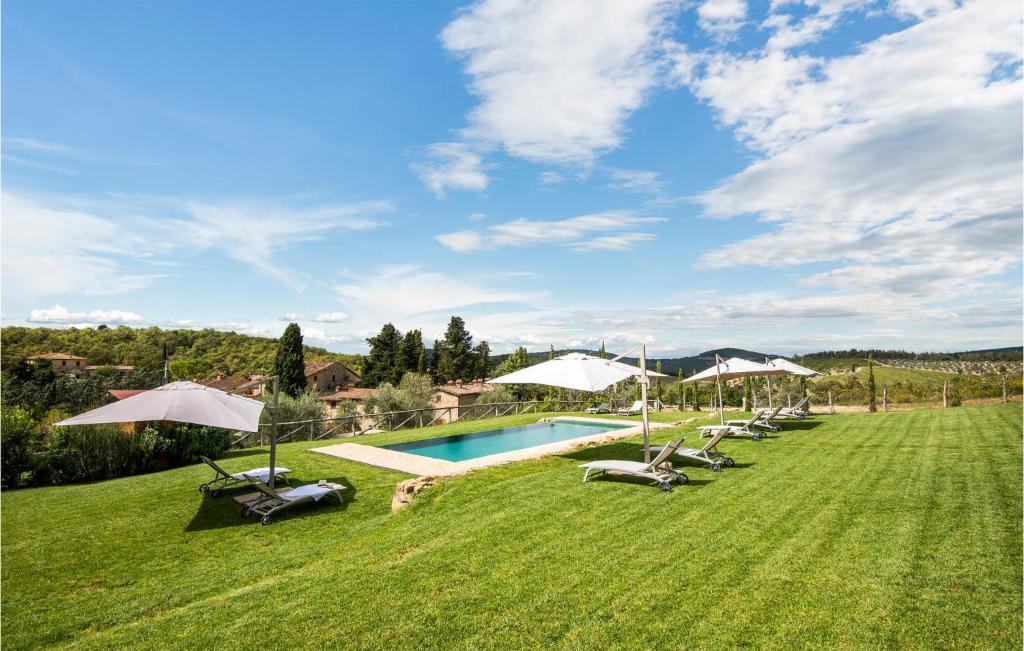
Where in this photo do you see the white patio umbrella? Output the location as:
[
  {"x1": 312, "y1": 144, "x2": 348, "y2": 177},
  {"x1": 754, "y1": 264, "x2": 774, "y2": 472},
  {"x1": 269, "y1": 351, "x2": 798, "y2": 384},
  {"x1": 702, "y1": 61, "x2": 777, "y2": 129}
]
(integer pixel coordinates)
[
  {"x1": 57, "y1": 381, "x2": 265, "y2": 431},
  {"x1": 768, "y1": 358, "x2": 821, "y2": 377},
  {"x1": 683, "y1": 356, "x2": 788, "y2": 425},
  {"x1": 490, "y1": 351, "x2": 668, "y2": 461}
]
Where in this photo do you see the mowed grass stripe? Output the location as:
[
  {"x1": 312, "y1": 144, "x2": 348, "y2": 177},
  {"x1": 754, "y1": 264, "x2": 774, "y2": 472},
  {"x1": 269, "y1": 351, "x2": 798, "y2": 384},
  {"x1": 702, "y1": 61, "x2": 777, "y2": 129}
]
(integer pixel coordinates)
[{"x1": 2, "y1": 406, "x2": 1020, "y2": 649}]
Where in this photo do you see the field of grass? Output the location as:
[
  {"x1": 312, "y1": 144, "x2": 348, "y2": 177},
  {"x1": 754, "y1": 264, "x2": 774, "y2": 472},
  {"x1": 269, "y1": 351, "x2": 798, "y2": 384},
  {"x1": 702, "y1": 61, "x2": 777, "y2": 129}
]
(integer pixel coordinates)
[{"x1": 2, "y1": 405, "x2": 1021, "y2": 649}]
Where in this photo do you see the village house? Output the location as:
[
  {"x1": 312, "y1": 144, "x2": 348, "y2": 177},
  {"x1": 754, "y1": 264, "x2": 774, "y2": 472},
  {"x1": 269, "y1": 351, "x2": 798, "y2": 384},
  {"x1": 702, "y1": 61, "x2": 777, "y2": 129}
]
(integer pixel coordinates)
[
  {"x1": 196, "y1": 373, "x2": 266, "y2": 397},
  {"x1": 431, "y1": 381, "x2": 495, "y2": 423},
  {"x1": 305, "y1": 361, "x2": 360, "y2": 393},
  {"x1": 319, "y1": 386, "x2": 379, "y2": 418},
  {"x1": 27, "y1": 353, "x2": 89, "y2": 376}
]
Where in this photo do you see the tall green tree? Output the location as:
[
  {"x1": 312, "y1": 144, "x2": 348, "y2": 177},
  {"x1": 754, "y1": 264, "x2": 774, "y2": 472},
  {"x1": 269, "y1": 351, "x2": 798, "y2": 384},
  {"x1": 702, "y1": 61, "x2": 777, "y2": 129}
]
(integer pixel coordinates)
[
  {"x1": 692, "y1": 375, "x2": 701, "y2": 411},
  {"x1": 494, "y1": 346, "x2": 531, "y2": 400},
  {"x1": 655, "y1": 360, "x2": 663, "y2": 401},
  {"x1": 473, "y1": 341, "x2": 491, "y2": 381},
  {"x1": 360, "y1": 324, "x2": 403, "y2": 387},
  {"x1": 743, "y1": 377, "x2": 752, "y2": 411},
  {"x1": 435, "y1": 316, "x2": 475, "y2": 383},
  {"x1": 598, "y1": 340, "x2": 606, "y2": 359},
  {"x1": 417, "y1": 348, "x2": 427, "y2": 375},
  {"x1": 398, "y1": 329, "x2": 425, "y2": 375},
  {"x1": 549, "y1": 344, "x2": 555, "y2": 360},
  {"x1": 274, "y1": 323, "x2": 306, "y2": 398},
  {"x1": 867, "y1": 355, "x2": 877, "y2": 412}
]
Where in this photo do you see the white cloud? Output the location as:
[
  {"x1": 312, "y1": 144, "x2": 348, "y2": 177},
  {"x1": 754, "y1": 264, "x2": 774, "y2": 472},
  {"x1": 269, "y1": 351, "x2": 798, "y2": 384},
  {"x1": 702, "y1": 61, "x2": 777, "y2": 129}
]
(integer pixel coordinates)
[
  {"x1": 169, "y1": 319, "x2": 201, "y2": 328},
  {"x1": 28, "y1": 304, "x2": 144, "y2": 325},
  {"x1": 441, "y1": 0, "x2": 676, "y2": 166},
  {"x1": 411, "y1": 142, "x2": 489, "y2": 198},
  {"x1": 1, "y1": 192, "x2": 163, "y2": 300},
  {"x1": 539, "y1": 171, "x2": 566, "y2": 185},
  {"x1": 604, "y1": 168, "x2": 667, "y2": 194},
  {"x1": 468, "y1": 212, "x2": 487, "y2": 221},
  {"x1": 336, "y1": 265, "x2": 542, "y2": 324},
  {"x1": 436, "y1": 211, "x2": 664, "y2": 252},
  {"x1": 698, "y1": 0, "x2": 747, "y2": 35},
  {"x1": 687, "y1": 0, "x2": 1022, "y2": 305},
  {"x1": 312, "y1": 312, "x2": 349, "y2": 323},
  {"x1": 278, "y1": 313, "x2": 305, "y2": 321}
]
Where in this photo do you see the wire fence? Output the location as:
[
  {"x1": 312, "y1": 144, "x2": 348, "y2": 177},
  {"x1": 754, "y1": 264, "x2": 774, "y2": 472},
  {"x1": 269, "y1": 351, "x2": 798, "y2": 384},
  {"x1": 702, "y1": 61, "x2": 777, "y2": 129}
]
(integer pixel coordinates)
[{"x1": 234, "y1": 398, "x2": 601, "y2": 447}]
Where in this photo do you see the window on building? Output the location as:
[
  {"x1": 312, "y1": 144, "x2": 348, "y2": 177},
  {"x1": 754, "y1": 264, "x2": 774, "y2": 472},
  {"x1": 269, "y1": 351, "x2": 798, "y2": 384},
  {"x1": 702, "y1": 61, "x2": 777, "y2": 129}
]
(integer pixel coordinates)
[{"x1": 62, "y1": 360, "x2": 66, "y2": 366}]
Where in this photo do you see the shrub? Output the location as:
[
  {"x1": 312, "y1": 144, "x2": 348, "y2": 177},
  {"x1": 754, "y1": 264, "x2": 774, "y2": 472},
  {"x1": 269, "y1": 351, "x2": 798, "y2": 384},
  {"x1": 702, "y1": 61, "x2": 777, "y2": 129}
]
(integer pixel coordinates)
[
  {"x1": 1, "y1": 407, "x2": 38, "y2": 488},
  {"x1": 48, "y1": 425, "x2": 149, "y2": 483},
  {"x1": 476, "y1": 385, "x2": 515, "y2": 405},
  {"x1": 262, "y1": 390, "x2": 328, "y2": 438}
]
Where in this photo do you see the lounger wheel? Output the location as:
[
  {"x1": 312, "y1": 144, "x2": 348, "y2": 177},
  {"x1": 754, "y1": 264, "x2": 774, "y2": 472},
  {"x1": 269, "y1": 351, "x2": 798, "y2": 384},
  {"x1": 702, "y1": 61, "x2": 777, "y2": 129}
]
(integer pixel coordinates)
[
  {"x1": 724, "y1": 457, "x2": 735, "y2": 467},
  {"x1": 211, "y1": 489, "x2": 223, "y2": 498},
  {"x1": 751, "y1": 433, "x2": 761, "y2": 441},
  {"x1": 241, "y1": 507, "x2": 251, "y2": 518},
  {"x1": 261, "y1": 515, "x2": 273, "y2": 525},
  {"x1": 199, "y1": 483, "x2": 209, "y2": 493},
  {"x1": 659, "y1": 483, "x2": 673, "y2": 492},
  {"x1": 710, "y1": 463, "x2": 722, "y2": 473},
  {"x1": 678, "y1": 473, "x2": 689, "y2": 484}
]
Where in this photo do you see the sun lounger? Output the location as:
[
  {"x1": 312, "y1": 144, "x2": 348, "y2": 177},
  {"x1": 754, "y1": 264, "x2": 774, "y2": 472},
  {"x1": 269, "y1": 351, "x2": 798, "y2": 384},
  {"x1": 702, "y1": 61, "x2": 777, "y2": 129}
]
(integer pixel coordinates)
[
  {"x1": 727, "y1": 406, "x2": 784, "y2": 432},
  {"x1": 240, "y1": 475, "x2": 346, "y2": 525},
  {"x1": 616, "y1": 400, "x2": 644, "y2": 416},
  {"x1": 579, "y1": 439, "x2": 688, "y2": 491},
  {"x1": 763, "y1": 397, "x2": 811, "y2": 419},
  {"x1": 698, "y1": 412, "x2": 769, "y2": 441},
  {"x1": 199, "y1": 456, "x2": 292, "y2": 496},
  {"x1": 585, "y1": 402, "x2": 611, "y2": 414},
  {"x1": 650, "y1": 428, "x2": 734, "y2": 472}
]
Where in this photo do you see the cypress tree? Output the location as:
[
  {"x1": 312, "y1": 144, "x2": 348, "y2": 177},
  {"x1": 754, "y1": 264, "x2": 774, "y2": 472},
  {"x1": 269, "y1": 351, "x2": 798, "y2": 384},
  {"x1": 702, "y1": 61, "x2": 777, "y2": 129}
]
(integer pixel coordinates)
[
  {"x1": 274, "y1": 323, "x2": 306, "y2": 398},
  {"x1": 692, "y1": 376, "x2": 701, "y2": 411},
  {"x1": 417, "y1": 348, "x2": 427, "y2": 375},
  {"x1": 473, "y1": 341, "x2": 491, "y2": 381},
  {"x1": 867, "y1": 355, "x2": 877, "y2": 412},
  {"x1": 549, "y1": 344, "x2": 555, "y2": 360},
  {"x1": 398, "y1": 329, "x2": 424, "y2": 375},
  {"x1": 360, "y1": 323, "x2": 402, "y2": 387},
  {"x1": 598, "y1": 340, "x2": 606, "y2": 359},
  {"x1": 436, "y1": 316, "x2": 475, "y2": 383}
]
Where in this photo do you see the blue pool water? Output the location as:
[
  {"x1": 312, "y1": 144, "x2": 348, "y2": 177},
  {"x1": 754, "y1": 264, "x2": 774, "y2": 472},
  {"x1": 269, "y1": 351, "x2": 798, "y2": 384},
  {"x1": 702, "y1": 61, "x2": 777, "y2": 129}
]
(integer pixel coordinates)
[{"x1": 382, "y1": 420, "x2": 632, "y2": 462}]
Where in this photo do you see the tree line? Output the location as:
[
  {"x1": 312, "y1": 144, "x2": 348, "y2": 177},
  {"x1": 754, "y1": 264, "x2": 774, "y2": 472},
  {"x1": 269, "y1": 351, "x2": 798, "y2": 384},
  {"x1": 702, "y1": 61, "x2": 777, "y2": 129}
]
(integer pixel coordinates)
[{"x1": 359, "y1": 316, "x2": 490, "y2": 387}]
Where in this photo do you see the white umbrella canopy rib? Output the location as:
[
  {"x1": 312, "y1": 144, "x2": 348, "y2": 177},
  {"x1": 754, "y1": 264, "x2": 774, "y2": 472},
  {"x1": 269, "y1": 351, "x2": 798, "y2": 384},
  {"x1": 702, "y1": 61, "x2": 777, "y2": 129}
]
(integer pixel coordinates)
[{"x1": 56, "y1": 381, "x2": 265, "y2": 432}]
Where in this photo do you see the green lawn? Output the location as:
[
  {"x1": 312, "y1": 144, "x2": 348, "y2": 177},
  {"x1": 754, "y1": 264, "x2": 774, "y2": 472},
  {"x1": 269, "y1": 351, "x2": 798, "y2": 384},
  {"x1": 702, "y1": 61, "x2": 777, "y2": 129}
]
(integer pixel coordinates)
[{"x1": 2, "y1": 405, "x2": 1021, "y2": 649}]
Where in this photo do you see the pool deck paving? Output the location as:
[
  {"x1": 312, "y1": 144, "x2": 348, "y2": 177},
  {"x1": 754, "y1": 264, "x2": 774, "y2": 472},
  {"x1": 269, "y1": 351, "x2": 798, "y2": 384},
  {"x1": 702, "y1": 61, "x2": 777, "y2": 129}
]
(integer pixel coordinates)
[{"x1": 309, "y1": 416, "x2": 673, "y2": 477}]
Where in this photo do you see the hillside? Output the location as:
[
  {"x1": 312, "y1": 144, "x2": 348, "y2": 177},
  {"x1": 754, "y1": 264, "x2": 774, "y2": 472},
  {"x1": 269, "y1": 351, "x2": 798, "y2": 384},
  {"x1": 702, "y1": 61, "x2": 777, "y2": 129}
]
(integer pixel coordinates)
[{"x1": 0, "y1": 326, "x2": 363, "y2": 379}]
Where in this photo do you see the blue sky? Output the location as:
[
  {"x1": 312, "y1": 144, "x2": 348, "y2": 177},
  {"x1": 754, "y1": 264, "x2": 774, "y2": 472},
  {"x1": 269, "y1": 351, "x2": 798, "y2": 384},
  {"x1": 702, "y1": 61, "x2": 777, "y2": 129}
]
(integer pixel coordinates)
[{"x1": 2, "y1": 0, "x2": 1021, "y2": 356}]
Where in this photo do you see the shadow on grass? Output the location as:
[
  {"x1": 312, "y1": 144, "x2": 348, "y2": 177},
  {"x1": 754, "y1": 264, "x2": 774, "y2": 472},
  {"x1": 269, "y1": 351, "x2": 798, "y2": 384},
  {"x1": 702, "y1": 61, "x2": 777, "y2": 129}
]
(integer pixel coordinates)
[
  {"x1": 578, "y1": 473, "x2": 713, "y2": 490},
  {"x1": 776, "y1": 421, "x2": 823, "y2": 431},
  {"x1": 184, "y1": 475, "x2": 355, "y2": 531}
]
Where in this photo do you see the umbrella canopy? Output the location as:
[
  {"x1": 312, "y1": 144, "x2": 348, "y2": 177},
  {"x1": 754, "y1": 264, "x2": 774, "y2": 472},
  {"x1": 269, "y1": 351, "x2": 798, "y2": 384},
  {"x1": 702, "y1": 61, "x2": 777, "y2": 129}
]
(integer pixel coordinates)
[
  {"x1": 56, "y1": 381, "x2": 265, "y2": 432},
  {"x1": 682, "y1": 357, "x2": 788, "y2": 383},
  {"x1": 490, "y1": 352, "x2": 666, "y2": 391},
  {"x1": 768, "y1": 358, "x2": 821, "y2": 377}
]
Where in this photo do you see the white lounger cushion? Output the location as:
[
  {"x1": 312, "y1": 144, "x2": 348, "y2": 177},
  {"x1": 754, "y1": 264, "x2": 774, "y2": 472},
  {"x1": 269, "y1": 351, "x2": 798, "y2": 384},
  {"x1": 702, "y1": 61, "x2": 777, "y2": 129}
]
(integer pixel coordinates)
[
  {"x1": 580, "y1": 459, "x2": 655, "y2": 474},
  {"x1": 230, "y1": 467, "x2": 292, "y2": 481},
  {"x1": 281, "y1": 483, "x2": 345, "y2": 502}
]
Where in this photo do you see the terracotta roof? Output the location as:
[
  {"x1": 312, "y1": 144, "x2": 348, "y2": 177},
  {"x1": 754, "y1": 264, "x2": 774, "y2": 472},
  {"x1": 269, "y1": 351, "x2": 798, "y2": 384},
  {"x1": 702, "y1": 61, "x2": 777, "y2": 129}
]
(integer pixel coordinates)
[
  {"x1": 320, "y1": 387, "x2": 379, "y2": 401},
  {"x1": 196, "y1": 374, "x2": 261, "y2": 392},
  {"x1": 108, "y1": 389, "x2": 146, "y2": 400},
  {"x1": 28, "y1": 353, "x2": 87, "y2": 361},
  {"x1": 304, "y1": 361, "x2": 360, "y2": 378},
  {"x1": 436, "y1": 381, "x2": 494, "y2": 396}
]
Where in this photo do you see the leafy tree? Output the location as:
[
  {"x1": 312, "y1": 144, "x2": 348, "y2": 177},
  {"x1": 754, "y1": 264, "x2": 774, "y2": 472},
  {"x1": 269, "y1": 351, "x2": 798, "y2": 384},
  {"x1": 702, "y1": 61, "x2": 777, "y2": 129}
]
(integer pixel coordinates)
[
  {"x1": 369, "y1": 373, "x2": 436, "y2": 427},
  {"x1": 274, "y1": 323, "x2": 306, "y2": 398},
  {"x1": 398, "y1": 329, "x2": 425, "y2": 376},
  {"x1": 494, "y1": 346, "x2": 531, "y2": 400},
  {"x1": 435, "y1": 316, "x2": 475, "y2": 383},
  {"x1": 1, "y1": 406, "x2": 37, "y2": 487},
  {"x1": 867, "y1": 355, "x2": 877, "y2": 412},
  {"x1": 473, "y1": 341, "x2": 491, "y2": 380},
  {"x1": 360, "y1": 324, "x2": 403, "y2": 387}
]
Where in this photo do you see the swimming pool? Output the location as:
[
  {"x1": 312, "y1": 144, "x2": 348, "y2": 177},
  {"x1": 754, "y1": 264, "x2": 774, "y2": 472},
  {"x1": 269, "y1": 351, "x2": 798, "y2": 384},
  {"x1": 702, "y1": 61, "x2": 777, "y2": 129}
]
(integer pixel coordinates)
[{"x1": 381, "y1": 419, "x2": 633, "y2": 462}]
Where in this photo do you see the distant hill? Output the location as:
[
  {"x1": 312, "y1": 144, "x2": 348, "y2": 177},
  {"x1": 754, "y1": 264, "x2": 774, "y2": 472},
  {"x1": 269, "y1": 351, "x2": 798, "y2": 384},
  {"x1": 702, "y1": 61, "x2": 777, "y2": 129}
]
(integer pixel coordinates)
[{"x1": 0, "y1": 326, "x2": 363, "y2": 379}]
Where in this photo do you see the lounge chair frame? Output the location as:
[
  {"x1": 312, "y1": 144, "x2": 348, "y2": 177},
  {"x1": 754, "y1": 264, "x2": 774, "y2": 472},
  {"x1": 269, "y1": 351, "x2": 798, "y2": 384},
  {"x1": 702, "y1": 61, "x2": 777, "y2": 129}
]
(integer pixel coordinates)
[
  {"x1": 240, "y1": 475, "x2": 345, "y2": 525},
  {"x1": 580, "y1": 439, "x2": 688, "y2": 491},
  {"x1": 652, "y1": 428, "x2": 734, "y2": 472},
  {"x1": 199, "y1": 456, "x2": 291, "y2": 497}
]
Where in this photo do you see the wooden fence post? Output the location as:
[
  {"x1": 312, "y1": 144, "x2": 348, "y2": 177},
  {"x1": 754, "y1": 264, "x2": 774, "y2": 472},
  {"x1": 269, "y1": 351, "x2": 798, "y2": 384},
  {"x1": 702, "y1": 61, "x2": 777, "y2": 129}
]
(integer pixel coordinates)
[
  {"x1": 942, "y1": 381, "x2": 948, "y2": 408},
  {"x1": 787, "y1": 393, "x2": 792, "y2": 408},
  {"x1": 1003, "y1": 375, "x2": 1008, "y2": 403},
  {"x1": 882, "y1": 387, "x2": 887, "y2": 412},
  {"x1": 828, "y1": 390, "x2": 834, "y2": 414}
]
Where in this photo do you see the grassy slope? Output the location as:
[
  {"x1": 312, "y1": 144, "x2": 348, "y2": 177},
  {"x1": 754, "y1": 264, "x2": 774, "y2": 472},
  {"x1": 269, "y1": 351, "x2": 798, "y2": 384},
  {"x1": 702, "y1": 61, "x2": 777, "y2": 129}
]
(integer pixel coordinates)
[{"x1": 2, "y1": 406, "x2": 1021, "y2": 649}]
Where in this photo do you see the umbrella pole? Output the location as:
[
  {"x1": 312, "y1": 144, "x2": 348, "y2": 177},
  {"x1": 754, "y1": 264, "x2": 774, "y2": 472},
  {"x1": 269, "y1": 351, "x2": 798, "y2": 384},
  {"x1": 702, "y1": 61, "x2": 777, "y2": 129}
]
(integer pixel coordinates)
[
  {"x1": 269, "y1": 376, "x2": 280, "y2": 490},
  {"x1": 767, "y1": 376, "x2": 773, "y2": 409},
  {"x1": 640, "y1": 344, "x2": 651, "y2": 463},
  {"x1": 715, "y1": 354, "x2": 725, "y2": 425}
]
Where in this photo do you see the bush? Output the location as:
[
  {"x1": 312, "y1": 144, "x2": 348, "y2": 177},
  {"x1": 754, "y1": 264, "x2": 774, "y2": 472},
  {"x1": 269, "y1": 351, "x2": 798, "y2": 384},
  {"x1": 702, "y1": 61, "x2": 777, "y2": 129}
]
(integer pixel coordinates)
[
  {"x1": 262, "y1": 390, "x2": 328, "y2": 437},
  {"x1": 476, "y1": 386, "x2": 515, "y2": 405},
  {"x1": 1, "y1": 407, "x2": 38, "y2": 488}
]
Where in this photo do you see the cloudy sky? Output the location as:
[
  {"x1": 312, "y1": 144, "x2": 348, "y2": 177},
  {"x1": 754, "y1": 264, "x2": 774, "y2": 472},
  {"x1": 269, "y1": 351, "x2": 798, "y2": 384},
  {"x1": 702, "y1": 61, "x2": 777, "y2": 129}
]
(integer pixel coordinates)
[{"x1": 2, "y1": 0, "x2": 1021, "y2": 356}]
